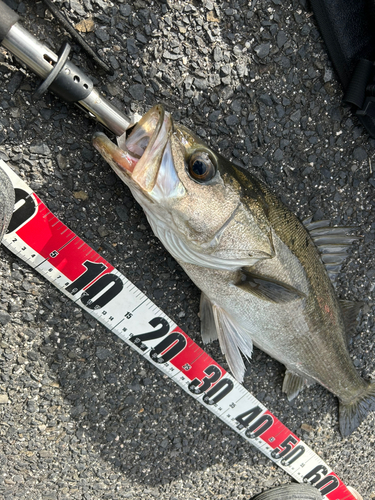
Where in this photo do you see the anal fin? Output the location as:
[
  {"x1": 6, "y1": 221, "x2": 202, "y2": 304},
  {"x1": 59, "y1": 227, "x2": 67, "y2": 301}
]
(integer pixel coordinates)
[
  {"x1": 211, "y1": 304, "x2": 253, "y2": 383},
  {"x1": 282, "y1": 370, "x2": 314, "y2": 401},
  {"x1": 199, "y1": 292, "x2": 218, "y2": 344}
]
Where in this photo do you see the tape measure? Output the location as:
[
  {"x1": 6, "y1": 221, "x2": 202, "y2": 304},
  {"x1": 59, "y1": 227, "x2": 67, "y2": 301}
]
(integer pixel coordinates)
[{"x1": 0, "y1": 159, "x2": 357, "y2": 500}]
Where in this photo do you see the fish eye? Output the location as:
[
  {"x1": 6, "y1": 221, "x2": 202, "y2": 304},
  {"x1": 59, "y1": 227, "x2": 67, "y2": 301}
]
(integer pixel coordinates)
[{"x1": 188, "y1": 150, "x2": 217, "y2": 183}]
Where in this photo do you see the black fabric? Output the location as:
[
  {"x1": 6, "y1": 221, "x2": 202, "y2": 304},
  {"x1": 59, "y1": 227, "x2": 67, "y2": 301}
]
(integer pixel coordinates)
[
  {"x1": 310, "y1": 0, "x2": 375, "y2": 138},
  {"x1": 310, "y1": 0, "x2": 375, "y2": 90},
  {"x1": 0, "y1": 0, "x2": 20, "y2": 43}
]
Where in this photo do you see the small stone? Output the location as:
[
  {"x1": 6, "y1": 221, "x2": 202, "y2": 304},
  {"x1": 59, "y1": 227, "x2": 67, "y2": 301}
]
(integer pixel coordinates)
[
  {"x1": 70, "y1": 0, "x2": 86, "y2": 16},
  {"x1": 126, "y1": 38, "x2": 138, "y2": 55},
  {"x1": 209, "y1": 110, "x2": 220, "y2": 122},
  {"x1": 252, "y1": 156, "x2": 266, "y2": 167},
  {"x1": 231, "y1": 100, "x2": 242, "y2": 113},
  {"x1": 236, "y1": 62, "x2": 247, "y2": 77},
  {"x1": 115, "y1": 205, "x2": 128, "y2": 222},
  {"x1": 213, "y1": 46, "x2": 222, "y2": 62},
  {"x1": 75, "y1": 17, "x2": 95, "y2": 32},
  {"x1": 276, "y1": 104, "x2": 285, "y2": 118},
  {"x1": 193, "y1": 78, "x2": 208, "y2": 90},
  {"x1": 96, "y1": 347, "x2": 112, "y2": 360},
  {"x1": 22, "y1": 312, "x2": 34, "y2": 322},
  {"x1": 233, "y1": 45, "x2": 242, "y2": 57},
  {"x1": 207, "y1": 11, "x2": 219, "y2": 22},
  {"x1": 95, "y1": 28, "x2": 110, "y2": 42},
  {"x1": 119, "y1": 4, "x2": 132, "y2": 16},
  {"x1": 0, "y1": 394, "x2": 9, "y2": 404},
  {"x1": 73, "y1": 191, "x2": 89, "y2": 201},
  {"x1": 56, "y1": 153, "x2": 67, "y2": 169},
  {"x1": 277, "y1": 31, "x2": 287, "y2": 48},
  {"x1": 290, "y1": 109, "x2": 301, "y2": 123},
  {"x1": 128, "y1": 84, "x2": 145, "y2": 100},
  {"x1": 301, "y1": 423, "x2": 314, "y2": 432},
  {"x1": 254, "y1": 43, "x2": 270, "y2": 58},
  {"x1": 225, "y1": 115, "x2": 239, "y2": 126},
  {"x1": 7, "y1": 72, "x2": 24, "y2": 94},
  {"x1": 274, "y1": 149, "x2": 284, "y2": 161},
  {"x1": 29, "y1": 144, "x2": 51, "y2": 155},
  {"x1": 259, "y1": 94, "x2": 273, "y2": 107},
  {"x1": 0, "y1": 310, "x2": 10, "y2": 325},
  {"x1": 208, "y1": 74, "x2": 221, "y2": 87},
  {"x1": 98, "y1": 226, "x2": 109, "y2": 237},
  {"x1": 353, "y1": 146, "x2": 367, "y2": 162},
  {"x1": 324, "y1": 67, "x2": 333, "y2": 82},
  {"x1": 136, "y1": 32, "x2": 147, "y2": 44}
]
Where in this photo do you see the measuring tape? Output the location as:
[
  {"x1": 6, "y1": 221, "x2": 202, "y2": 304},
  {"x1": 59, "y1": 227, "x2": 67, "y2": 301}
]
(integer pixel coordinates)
[{"x1": 0, "y1": 159, "x2": 357, "y2": 500}]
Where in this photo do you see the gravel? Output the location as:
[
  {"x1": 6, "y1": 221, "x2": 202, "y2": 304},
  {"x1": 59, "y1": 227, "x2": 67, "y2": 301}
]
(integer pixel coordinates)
[{"x1": 0, "y1": 0, "x2": 375, "y2": 499}]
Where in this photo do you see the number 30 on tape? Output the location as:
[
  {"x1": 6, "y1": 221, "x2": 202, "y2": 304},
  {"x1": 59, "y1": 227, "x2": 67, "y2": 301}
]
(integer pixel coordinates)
[{"x1": 0, "y1": 160, "x2": 357, "y2": 500}]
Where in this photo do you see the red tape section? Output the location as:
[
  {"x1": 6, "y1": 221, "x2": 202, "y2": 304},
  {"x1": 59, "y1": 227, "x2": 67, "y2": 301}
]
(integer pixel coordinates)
[{"x1": 0, "y1": 161, "x2": 357, "y2": 500}]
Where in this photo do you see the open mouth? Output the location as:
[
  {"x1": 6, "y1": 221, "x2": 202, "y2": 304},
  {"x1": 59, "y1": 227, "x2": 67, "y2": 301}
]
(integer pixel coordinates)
[{"x1": 93, "y1": 105, "x2": 172, "y2": 191}]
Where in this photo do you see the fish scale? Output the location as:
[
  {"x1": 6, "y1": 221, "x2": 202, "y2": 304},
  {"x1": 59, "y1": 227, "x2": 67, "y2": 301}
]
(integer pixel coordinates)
[{"x1": 0, "y1": 158, "x2": 359, "y2": 500}]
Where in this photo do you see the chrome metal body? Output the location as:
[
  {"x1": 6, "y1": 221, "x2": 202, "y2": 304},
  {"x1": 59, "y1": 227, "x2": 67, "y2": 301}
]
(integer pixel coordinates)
[{"x1": 2, "y1": 23, "x2": 134, "y2": 135}]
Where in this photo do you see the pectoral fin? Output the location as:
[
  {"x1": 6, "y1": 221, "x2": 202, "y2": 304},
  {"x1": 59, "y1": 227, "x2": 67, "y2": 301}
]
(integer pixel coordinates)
[{"x1": 235, "y1": 269, "x2": 306, "y2": 303}]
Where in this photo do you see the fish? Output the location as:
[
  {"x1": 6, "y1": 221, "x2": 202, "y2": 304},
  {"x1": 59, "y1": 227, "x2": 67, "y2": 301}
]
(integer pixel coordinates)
[
  {"x1": 252, "y1": 483, "x2": 323, "y2": 500},
  {"x1": 93, "y1": 104, "x2": 375, "y2": 436},
  {"x1": 252, "y1": 483, "x2": 362, "y2": 500},
  {"x1": 0, "y1": 167, "x2": 15, "y2": 241}
]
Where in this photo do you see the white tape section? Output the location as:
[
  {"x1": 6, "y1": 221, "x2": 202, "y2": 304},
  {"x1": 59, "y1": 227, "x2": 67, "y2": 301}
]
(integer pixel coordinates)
[{"x1": 0, "y1": 159, "x2": 356, "y2": 500}]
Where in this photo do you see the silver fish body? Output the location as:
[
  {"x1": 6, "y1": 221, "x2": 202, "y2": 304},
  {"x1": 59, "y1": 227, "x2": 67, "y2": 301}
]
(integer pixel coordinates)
[
  {"x1": 93, "y1": 105, "x2": 375, "y2": 436},
  {"x1": 0, "y1": 167, "x2": 15, "y2": 241},
  {"x1": 252, "y1": 483, "x2": 362, "y2": 500},
  {"x1": 252, "y1": 484, "x2": 323, "y2": 500}
]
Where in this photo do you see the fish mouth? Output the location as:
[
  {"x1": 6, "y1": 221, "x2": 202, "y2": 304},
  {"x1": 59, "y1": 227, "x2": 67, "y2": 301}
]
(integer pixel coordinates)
[{"x1": 93, "y1": 104, "x2": 181, "y2": 197}]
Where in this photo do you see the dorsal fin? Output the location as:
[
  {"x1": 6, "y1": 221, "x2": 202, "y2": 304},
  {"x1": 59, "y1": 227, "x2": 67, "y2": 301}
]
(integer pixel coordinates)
[{"x1": 303, "y1": 218, "x2": 358, "y2": 284}]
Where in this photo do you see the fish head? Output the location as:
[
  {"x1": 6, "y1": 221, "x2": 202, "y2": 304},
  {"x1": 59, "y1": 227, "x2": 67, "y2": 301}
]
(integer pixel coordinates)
[{"x1": 93, "y1": 105, "x2": 274, "y2": 270}]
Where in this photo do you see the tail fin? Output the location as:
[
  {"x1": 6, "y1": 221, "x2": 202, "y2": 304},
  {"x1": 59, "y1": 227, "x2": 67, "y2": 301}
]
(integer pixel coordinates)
[{"x1": 339, "y1": 382, "x2": 375, "y2": 436}]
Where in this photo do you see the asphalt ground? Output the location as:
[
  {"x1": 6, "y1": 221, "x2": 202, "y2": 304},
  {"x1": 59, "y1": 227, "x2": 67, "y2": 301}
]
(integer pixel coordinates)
[{"x1": 0, "y1": 0, "x2": 374, "y2": 499}]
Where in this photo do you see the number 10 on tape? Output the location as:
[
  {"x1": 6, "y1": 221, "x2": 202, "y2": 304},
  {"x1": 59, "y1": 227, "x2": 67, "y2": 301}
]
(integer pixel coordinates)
[{"x1": 0, "y1": 160, "x2": 357, "y2": 500}]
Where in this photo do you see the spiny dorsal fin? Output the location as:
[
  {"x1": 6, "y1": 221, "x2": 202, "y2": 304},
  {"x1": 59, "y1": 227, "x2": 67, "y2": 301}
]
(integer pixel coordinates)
[
  {"x1": 303, "y1": 218, "x2": 358, "y2": 284},
  {"x1": 212, "y1": 304, "x2": 253, "y2": 383},
  {"x1": 235, "y1": 269, "x2": 306, "y2": 303},
  {"x1": 199, "y1": 292, "x2": 218, "y2": 344},
  {"x1": 340, "y1": 299, "x2": 363, "y2": 342}
]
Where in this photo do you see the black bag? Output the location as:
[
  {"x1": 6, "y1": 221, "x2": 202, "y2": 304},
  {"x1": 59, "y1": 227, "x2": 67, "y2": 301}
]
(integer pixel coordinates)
[{"x1": 310, "y1": 0, "x2": 375, "y2": 138}]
